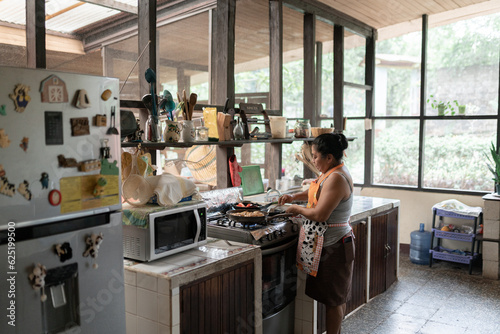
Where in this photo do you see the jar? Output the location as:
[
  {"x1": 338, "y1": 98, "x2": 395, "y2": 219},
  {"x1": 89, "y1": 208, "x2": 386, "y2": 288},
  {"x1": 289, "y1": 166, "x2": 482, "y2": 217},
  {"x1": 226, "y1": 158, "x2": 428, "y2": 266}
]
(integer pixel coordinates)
[
  {"x1": 144, "y1": 115, "x2": 161, "y2": 142},
  {"x1": 195, "y1": 126, "x2": 209, "y2": 141},
  {"x1": 294, "y1": 119, "x2": 311, "y2": 138}
]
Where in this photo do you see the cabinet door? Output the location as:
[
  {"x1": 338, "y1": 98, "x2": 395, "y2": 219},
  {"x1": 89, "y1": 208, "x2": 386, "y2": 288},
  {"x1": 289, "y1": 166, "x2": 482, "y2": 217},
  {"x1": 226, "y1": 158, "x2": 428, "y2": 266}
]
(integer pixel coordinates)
[
  {"x1": 369, "y1": 208, "x2": 398, "y2": 299},
  {"x1": 180, "y1": 260, "x2": 255, "y2": 334}
]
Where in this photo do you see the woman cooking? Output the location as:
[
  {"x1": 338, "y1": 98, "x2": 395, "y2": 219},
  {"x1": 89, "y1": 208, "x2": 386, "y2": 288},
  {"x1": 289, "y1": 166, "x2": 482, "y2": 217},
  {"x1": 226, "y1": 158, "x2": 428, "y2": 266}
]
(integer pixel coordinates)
[{"x1": 278, "y1": 133, "x2": 354, "y2": 334}]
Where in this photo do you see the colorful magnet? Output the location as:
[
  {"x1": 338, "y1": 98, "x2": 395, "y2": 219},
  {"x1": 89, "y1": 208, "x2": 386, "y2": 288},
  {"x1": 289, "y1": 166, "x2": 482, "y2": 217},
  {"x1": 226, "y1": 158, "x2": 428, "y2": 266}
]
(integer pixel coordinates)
[
  {"x1": 99, "y1": 139, "x2": 111, "y2": 159},
  {"x1": 17, "y1": 180, "x2": 32, "y2": 201},
  {"x1": 100, "y1": 159, "x2": 119, "y2": 175},
  {"x1": 55, "y1": 242, "x2": 72, "y2": 262},
  {"x1": 0, "y1": 105, "x2": 5, "y2": 116},
  {"x1": 40, "y1": 75, "x2": 68, "y2": 103},
  {"x1": 101, "y1": 89, "x2": 112, "y2": 101},
  {"x1": 83, "y1": 233, "x2": 103, "y2": 269},
  {"x1": 19, "y1": 137, "x2": 29, "y2": 152},
  {"x1": 40, "y1": 172, "x2": 49, "y2": 189},
  {"x1": 9, "y1": 84, "x2": 31, "y2": 113},
  {"x1": 0, "y1": 175, "x2": 15, "y2": 197},
  {"x1": 57, "y1": 155, "x2": 79, "y2": 168},
  {"x1": 48, "y1": 189, "x2": 61, "y2": 206},
  {"x1": 0, "y1": 165, "x2": 5, "y2": 177},
  {"x1": 79, "y1": 159, "x2": 101, "y2": 172},
  {"x1": 29, "y1": 263, "x2": 47, "y2": 302},
  {"x1": 70, "y1": 117, "x2": 90, "y2": 136},
  {"x1": 0, "y1": 129, "x2": 11, "y2": 148},
  {"x1": 93, "y1": 177, "x2": 108, "y2": 198},
  {"x1": 92, "y1": 114, "x2": 107, "y2": 127},
  {"x1": 73, "y1": 89, "x2": 91, "y2": 108}
]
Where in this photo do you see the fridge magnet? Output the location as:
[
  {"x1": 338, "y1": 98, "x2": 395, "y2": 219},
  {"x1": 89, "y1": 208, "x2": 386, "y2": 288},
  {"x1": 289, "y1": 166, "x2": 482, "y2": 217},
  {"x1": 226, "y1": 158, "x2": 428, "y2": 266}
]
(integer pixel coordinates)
[
  {"x1": 79, "y1": 159, "x2": 101, "y2": 172},
  {"x1": 29, "y1": 263, "x2": 47, "y2": 302},
  {"x1": 73, "y1": 89, "x2": 90, "y2": 109},
  {"x1": 9, "y1": 84, "x2": 31, "y2": 112},
  {"x1": 40, "y1": 75, "x2": 68, "y2": 103},
  {"x1": 83, "y1": 232, "x2": 103, "y2": 269},
  {"x1": 70, "y1": 117, "x2": 90, "y2": 136},
  {"x1": 92, "y1": 114, "x2": 107, "y2": 127},
  {"x1": 48, "y1": 189, "x2": 61, "y2": 206},
  {"x1": 57, "y1": 155, "x2": 79, "y2": 168},
  {"x1": 100, "y1": 159, "x2": 119, "y2": 175},
  {"x1": 55, "y1": 242, "x2": 73, "y2": 262},
  {"x1": 0, "y1": 129, "x2": 11, "y2": 148},
  {"x1": 0, "y1": 165, "x2": 4, "y2": 177},
  {"x1": 40, "y1": 172, "x2": 49, "y2": 189},
  {"x1": 93, "y1": 177, "x2": 107, "y2": 198},
  {"x1": 0, "y1": 105, "x2": 5, "y2": 116},
  {"x1": 101, "y1": 89, "x2": 112, "y2": 101},
  {"x1": 0, "y1": 176, "x2": 16, "y2": 197},
  {"x1": 19, "y1": 137, "x2": 29, "y2": 152},
  {"x1": 17, "y1": 180, "x2": 32, "y2": 201},
  {"x1": 99, "y1": 139, "x2": 111, "y2": 159}
]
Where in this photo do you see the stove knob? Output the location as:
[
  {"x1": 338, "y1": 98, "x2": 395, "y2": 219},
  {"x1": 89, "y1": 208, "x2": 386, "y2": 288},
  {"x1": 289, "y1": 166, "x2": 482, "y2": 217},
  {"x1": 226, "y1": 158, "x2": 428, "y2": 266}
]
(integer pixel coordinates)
[
  {"x1": 267, "y1": 234, "x2": 274, "y2": 241},
  {"x1": 291, "y1": 223, "x2": 299, "y2": 232},
  {"x1": 273, "y1": 231, "x2": 280, "y2": 239}
]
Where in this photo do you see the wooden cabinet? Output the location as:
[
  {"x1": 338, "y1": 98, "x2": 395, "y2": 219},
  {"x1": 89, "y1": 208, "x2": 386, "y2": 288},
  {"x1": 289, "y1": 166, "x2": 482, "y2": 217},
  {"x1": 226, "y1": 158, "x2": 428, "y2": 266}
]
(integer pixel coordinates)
[
  {"x1": 369, "y1": 208, "x2": 398, "y2": 299},
  {"x1": 180, "y1": 260, "x2": 255, "y2": 334}
]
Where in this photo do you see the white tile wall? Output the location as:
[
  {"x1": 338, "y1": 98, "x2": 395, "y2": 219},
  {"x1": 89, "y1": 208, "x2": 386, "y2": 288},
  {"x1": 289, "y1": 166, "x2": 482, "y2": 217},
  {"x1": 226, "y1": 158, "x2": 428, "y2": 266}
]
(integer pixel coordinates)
[
  {"x1": 138, "y1": 272, "x2": 158, "y2": 292},
  {"x1": 158, "y1": 277, "x2": 171, "y2": 295},
  {"x1": 484, "y1": 219, "x2": 500, "y2": 239},
  {"x1": 483, "y1": 242, "x2": 500, "y2": 262},
  {"x1": 137, "y1": 316, "x2": 159, "y2": 334},
  {"x1": 483, "y1": 259, "x2": 500, "y2": 279},
  {"x1": 483, "y1": 198, "x2": 500, "y2": 280},
  {"x1": 125, "y1": 284, "x2": 137, "y2": 315},
  {"x1": 158, "y1": 294, "x2": 171, "y2": 326},
  {"x1": 137, "y1": 287, "x2": 159, "y2": 322},
  {"x1": 484, "y1": 199, "x2": 500, "y2": 220},
  {"x1": 126, "y1": 313, "x2": 137, "y2": 334},
  {"x1": 124, "y1": 270, "x2": 137, "y2": 286}
]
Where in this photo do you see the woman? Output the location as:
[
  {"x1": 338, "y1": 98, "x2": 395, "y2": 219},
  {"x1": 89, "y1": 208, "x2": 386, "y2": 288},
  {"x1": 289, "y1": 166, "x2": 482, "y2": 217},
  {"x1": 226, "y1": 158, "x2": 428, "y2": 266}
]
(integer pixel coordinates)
[{"x1": 278, "y1": 133, "x2": 354, "y2": 334}]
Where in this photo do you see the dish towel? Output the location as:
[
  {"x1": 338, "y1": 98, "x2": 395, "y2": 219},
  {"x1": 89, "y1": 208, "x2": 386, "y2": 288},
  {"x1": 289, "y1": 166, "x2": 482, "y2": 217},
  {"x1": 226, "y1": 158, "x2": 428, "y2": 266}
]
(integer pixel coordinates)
[{"x1": 229, "y1": 154, "x2": 242, "y2": 187}]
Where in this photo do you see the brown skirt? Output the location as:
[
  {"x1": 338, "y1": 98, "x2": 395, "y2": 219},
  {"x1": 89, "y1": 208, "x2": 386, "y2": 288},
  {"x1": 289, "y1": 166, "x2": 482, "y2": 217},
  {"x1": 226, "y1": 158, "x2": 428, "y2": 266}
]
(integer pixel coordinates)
[{"x1": 305, "y1": 236, "x2": 355, "y2": 307}]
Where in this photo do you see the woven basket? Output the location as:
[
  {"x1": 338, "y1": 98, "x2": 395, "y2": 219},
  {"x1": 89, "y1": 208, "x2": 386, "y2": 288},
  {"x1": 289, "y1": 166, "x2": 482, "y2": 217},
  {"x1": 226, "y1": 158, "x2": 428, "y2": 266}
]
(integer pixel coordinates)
[
  {"x1": 184, "y1": 145, "x2": 217, "y2": 186},
  {"x1": 311, "y1": 127, "x2": 334, "y2": 137}
]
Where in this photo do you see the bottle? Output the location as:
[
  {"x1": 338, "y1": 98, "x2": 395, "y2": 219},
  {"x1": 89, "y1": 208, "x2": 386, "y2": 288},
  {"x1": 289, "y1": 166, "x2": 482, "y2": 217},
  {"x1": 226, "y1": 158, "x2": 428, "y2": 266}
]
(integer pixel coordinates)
[
  {"x1": 410, "y1": 223, "x2": 432, "y2": 265},
  {"x1": 294, "y1": 119, "x2": 311, "y2": 138}
]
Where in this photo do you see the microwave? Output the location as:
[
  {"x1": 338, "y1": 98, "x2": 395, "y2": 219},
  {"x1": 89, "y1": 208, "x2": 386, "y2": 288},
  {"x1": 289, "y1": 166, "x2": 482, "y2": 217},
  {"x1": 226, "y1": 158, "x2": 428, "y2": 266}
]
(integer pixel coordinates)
[{"x1": 122, "y1": 202, "x2": 207, "y2": 262}]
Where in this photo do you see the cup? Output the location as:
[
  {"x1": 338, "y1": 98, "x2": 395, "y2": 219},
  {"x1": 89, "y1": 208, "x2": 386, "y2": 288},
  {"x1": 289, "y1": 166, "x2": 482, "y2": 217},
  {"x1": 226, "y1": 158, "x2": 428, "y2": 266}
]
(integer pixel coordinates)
[
  {"x1": 268, "y1": 116, "x2": 287, "y2": 139},
  {"x1": 181, "y1": 120, "x2": 195, "y2": 143},
  {"x1": 163, "y1": 120, "x2": 183, "y2": 143}
]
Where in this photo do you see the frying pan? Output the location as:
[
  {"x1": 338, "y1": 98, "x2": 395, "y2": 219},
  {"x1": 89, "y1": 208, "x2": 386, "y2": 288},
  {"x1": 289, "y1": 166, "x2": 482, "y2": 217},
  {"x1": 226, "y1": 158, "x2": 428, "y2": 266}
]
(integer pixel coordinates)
[{"x1": 226, "y1": 209, "x2": 292, "y2": 224}]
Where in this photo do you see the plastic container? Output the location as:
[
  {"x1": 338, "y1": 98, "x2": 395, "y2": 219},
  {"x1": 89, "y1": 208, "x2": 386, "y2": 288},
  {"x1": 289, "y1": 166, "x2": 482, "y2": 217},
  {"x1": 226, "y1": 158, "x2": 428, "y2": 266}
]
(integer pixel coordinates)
[
  {"x1": 268, "y1": 116, "x2": 287, "y2": 139},
  {"x1": 409, "y1": 223, "x2": 432, "y2": 265}
]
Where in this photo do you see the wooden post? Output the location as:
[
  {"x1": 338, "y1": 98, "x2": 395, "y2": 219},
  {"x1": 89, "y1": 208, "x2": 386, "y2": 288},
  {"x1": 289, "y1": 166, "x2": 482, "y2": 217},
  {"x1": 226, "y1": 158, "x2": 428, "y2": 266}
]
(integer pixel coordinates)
[
  {"x1": 26, "y1": 0, "x2": 46, "y2": 69},
  {"x1": 334, "y1": 25, "x2": 344, "y2": 132}
]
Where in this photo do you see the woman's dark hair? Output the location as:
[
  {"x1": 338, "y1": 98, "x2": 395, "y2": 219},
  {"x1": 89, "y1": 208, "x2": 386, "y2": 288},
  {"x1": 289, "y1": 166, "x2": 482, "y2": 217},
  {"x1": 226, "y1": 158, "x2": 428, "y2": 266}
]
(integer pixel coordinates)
[{"x1": 312, "y1": 133, "x2": 348, "y2": 161}]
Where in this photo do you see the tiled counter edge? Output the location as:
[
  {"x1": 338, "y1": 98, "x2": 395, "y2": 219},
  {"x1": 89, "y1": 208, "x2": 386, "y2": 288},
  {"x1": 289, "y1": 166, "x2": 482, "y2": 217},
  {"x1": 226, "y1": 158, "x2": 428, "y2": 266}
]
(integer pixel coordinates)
[{"x1": 123, "y1": 239, "x2": 263, "y2": 334}]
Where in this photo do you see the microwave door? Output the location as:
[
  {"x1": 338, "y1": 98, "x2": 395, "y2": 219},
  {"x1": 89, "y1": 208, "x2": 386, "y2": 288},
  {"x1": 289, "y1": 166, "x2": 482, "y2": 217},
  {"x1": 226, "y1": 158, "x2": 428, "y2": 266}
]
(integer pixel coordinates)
[{"x1": 194, "y1": 209, "x2": 201, "y2": 242}]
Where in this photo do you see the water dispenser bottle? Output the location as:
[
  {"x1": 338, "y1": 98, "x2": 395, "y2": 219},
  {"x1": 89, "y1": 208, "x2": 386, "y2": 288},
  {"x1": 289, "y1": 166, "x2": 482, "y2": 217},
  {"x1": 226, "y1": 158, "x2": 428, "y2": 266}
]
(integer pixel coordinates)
[{"x1": 410, "y1": 223, "x2": 432, "y2": 265}]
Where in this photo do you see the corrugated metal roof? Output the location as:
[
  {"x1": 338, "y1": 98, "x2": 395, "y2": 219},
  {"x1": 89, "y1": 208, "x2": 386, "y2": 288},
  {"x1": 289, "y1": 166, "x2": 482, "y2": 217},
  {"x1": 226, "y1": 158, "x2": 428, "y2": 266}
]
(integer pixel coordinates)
[{"x1": 0, "y1": 0, "x2": 137, "y2": 34}]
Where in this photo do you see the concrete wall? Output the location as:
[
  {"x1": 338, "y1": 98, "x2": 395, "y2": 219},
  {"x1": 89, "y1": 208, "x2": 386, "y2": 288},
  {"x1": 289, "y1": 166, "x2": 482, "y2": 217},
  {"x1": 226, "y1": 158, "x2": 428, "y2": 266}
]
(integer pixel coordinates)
[{"x1": 357, "y1": 187, "x2": 484, "y2": 245}]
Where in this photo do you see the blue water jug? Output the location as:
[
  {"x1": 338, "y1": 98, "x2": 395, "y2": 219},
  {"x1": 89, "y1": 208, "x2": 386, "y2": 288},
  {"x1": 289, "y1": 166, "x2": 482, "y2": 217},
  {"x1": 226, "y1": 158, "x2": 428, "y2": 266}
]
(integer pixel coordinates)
[{"x1": 410, "y1": 223, "x2": 432, "y2": 265}]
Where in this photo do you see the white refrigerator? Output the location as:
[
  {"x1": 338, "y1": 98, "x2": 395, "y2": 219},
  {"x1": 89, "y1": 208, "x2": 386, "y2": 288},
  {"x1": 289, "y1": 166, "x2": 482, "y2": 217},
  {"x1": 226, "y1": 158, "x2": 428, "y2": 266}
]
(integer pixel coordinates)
[{"x1": 0, "y1": 66, "x2": 126, "y2": 333}]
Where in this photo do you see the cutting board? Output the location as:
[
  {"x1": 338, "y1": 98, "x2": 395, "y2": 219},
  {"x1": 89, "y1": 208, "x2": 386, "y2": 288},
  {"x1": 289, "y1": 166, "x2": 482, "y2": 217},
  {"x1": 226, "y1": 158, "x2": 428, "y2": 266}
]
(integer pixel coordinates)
[{"x1": 239, "y1": 165, "x2": 264, "y2": 196}]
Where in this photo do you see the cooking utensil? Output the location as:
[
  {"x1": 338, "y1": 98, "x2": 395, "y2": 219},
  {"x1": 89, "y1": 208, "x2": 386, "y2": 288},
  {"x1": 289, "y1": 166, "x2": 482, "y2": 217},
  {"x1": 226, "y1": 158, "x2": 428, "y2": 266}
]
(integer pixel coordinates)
[
  {"x1": 182, "y1": 89, "x2": 188, "y2": 120},
  {"x1": 142, "y1": 94, "x2": 154, "y2": 114},
  {"x1": 106, "y1": 106, "x2": 119, "y2": 135},
  {"x1": 188, "y1": 93, "x2": 197, "y2": 121},
  {"x1": 226, "y1": 209, "x2": 292, "y2": 224},
  {"x1": 145, "y1": 68, "x2": 157, "y2": 117}
]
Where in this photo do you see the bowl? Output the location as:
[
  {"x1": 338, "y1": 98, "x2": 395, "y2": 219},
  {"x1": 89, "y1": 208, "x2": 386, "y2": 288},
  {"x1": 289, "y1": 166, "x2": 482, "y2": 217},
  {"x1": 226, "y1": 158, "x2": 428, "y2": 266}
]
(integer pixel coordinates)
[{"x1": 311, "y1": 127, "x2": 334, "y2": 137}]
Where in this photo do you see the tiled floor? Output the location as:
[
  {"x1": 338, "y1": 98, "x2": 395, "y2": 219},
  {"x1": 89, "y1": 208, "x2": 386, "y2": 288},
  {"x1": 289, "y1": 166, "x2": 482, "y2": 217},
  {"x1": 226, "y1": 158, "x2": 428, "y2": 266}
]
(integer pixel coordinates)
[{"x1": 342, "y1": 256, "x2": 500, "y2": 334}]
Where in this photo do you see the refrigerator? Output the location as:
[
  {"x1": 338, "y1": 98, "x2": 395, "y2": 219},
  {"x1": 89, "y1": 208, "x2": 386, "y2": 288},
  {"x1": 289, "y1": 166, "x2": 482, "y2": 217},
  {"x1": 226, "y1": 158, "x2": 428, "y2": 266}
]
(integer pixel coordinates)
[{"x1": 0, "y1": 66, "x2": 126, "y2": 334}]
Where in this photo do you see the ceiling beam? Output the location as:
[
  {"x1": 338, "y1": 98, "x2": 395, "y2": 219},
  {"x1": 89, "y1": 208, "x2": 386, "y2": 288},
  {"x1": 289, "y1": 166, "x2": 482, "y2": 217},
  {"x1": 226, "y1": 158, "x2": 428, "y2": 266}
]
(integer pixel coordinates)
[{"x1": 80, "y1": 0, "x2": 138, "y2": 14}]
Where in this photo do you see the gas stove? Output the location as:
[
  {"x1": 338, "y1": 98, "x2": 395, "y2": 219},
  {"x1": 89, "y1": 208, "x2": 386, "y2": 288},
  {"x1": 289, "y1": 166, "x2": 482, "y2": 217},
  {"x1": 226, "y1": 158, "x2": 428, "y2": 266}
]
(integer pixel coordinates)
[{"x1": 207, "y1": 215, "x2": 300, "y2": 248}]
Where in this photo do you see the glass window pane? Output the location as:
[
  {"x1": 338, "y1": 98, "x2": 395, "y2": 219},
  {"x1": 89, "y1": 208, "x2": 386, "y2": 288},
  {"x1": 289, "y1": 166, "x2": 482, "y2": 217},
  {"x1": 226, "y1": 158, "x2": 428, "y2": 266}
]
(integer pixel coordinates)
[
  {"x1": 108, "y1": 36, "x2": 140, "y2": 101},
  {"x1": 316, "y1": 18, "x2": 334, "y2": 120},
  {"x1": 345, "y1": 119, "x2": 365, "y2": 184},
  {"x1": 158, "y1": 12, "x2": 210, "y2": 104},
  {"x1": 235, "y1": 0, "x2": 269, "y2": 106},
  {"x1": 424, "y1": 120, "x2": 496, "y2": 191},
  {"x1": 344, "y1": 86, "x2": 365, "y2": 117},
  {"x1": 427, "y1": 13, "x2": 500, "y2": 116},
  {"x1": 375, "y1": 31, "x2": 421, "y2": 116},
  {"x1": 373, "y1": 120, "x2": 419, "y2": 186},
  {"x1": 344, "y1": 33, "x2": 365, "y2": 84},
  {"x1": 283, "y1": 6, "x2": 303, "y2": 119}
]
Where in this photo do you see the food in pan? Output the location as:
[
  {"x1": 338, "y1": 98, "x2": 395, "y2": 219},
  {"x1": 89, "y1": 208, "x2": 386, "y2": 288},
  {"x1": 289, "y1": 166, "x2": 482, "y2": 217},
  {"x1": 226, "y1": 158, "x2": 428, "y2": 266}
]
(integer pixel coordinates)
[{"x1": 231, "y1": 210, "x2": 265, "y2": 217}]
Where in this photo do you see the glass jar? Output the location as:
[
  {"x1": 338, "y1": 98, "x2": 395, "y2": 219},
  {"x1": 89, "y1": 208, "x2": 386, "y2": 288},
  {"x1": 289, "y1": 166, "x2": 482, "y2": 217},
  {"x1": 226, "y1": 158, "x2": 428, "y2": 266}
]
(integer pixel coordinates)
[
  {"x1": 144, "y1": 115, "x2": 161, "y2": 142},
  {"x1": 195, "y1": 126, "x2": 209, "y2": 141},
  {"x1": 294, "y1": 119, "x2": 311, "y2": 138}
]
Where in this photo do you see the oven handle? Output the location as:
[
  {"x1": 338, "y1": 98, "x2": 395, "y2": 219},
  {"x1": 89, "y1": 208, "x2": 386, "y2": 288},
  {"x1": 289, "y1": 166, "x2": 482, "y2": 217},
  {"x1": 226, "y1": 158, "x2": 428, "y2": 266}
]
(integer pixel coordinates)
[{"x1": 261, "y1": 237, "x2": 298, "y2": 256}]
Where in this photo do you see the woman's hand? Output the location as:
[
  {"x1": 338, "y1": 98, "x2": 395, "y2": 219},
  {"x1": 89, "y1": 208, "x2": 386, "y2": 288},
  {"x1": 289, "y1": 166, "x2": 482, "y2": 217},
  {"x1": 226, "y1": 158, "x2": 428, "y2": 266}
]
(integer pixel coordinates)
[
  {"x1": 278, "y1": 194, "x2": 293, "y2": 205},
  {"x1": 285, "y1": 204, "x2": 302, "y2": 215}
]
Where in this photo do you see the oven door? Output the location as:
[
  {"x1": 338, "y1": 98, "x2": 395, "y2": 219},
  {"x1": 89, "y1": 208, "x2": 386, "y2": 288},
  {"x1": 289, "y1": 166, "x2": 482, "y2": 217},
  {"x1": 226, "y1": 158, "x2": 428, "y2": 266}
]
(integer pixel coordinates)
[
  {"x1": 150, "y1": 208, "x2": 203, "y2": 259},
  {"x1": 261, "y1": 237, "x2": 298, "y2": 318}
]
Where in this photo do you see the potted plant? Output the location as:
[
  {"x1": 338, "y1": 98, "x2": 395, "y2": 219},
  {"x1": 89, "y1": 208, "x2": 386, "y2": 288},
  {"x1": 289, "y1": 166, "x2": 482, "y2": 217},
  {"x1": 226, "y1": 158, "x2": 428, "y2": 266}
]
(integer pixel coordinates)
[
  {"x1": 427, "y1": 95, "x2": 459, "y2": 116},
  {"x1": 485, "y1": 141, "x2": 500, "y2": 194}
]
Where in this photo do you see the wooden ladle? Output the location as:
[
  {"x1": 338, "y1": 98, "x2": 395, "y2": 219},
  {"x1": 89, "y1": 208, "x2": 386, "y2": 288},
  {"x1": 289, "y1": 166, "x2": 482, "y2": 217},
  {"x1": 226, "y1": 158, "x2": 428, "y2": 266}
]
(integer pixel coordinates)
[{"x1": 188, "y1": 93, "x2": 197, "y2": 121}]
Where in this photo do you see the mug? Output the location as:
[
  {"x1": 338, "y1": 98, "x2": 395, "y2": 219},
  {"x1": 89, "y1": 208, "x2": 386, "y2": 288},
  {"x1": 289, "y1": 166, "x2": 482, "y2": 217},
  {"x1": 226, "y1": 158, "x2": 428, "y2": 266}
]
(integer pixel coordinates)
[
  {"x1": 163, "y1": 120, "x2": 183, "y2": 143},
  {"x1": 181, "y1": 120, "x2": 195, "y2": 143}
]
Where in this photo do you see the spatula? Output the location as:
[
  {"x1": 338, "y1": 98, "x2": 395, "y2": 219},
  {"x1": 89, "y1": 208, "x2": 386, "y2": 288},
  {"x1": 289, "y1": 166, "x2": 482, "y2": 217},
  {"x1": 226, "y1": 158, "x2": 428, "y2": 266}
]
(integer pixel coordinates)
[
  {"x1": 188, "y1": 93, "x2": 197, "y2": 121},
  {"x1": 106, "y1": 106, "x2": 119, "y2": 135}
]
